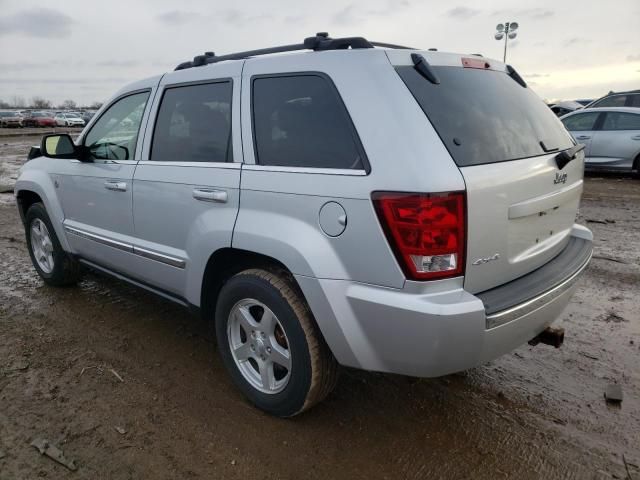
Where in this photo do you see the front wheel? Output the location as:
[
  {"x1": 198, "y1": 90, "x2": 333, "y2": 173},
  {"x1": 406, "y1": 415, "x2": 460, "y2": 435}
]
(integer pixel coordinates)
[
  {"x1": 25, "y1": 203, "x2": 82, "y2": 286},
  {"x1": 215, "y1": 269, "x2": 338, "y2": 417}
]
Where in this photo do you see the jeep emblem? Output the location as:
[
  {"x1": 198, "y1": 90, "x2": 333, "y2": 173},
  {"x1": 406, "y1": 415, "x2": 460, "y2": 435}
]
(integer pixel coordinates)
[{"x1": 554, "y1": 172, "x2": 567, "y2": 185}]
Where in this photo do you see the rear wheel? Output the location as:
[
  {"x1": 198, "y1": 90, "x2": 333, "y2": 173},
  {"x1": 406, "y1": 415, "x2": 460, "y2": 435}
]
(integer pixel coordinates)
[
  {"x1": 632, "y1": 156, "x2": 640, "y2": 179},
  {"x1": 25, "y1": 203, "x2": 82, "y2": 286},
  {"x1": 215, "y1": 269, "x2": 338, "y2": 417}
]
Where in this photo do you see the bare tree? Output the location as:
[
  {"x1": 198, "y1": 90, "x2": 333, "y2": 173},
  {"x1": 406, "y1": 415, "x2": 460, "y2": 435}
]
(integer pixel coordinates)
[
  {"x1": 10, "y1": 96, "x2": 26, "y2": 108},
  {"x1": 89, "y1": 101, "x2": 103, "y2": 110},
  {"x1": 60, "y1": 99, "x2": 77, "y2": 110},
  {"x1": 0, "y1": 99, "x2": 9, "y2": 109},
  {"x1": 31, "y1": 96, "x2": 52, "y2": 109}
]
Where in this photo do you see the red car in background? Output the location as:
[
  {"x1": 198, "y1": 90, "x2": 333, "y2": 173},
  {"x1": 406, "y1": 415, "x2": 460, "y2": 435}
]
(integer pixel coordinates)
[{"x1": 22, "y1": 112, "x2": 56, "y2": 127}]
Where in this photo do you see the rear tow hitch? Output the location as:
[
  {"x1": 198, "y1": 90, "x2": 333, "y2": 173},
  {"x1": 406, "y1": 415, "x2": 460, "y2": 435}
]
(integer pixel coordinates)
[{"x1": 528, "y1": 327, "x2": 565, "y2": 348}]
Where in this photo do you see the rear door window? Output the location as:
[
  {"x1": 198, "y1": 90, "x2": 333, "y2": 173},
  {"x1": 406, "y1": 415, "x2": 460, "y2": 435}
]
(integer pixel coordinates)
[
  {"x1": 396, "y1": 66, "x2": 574, "y2": 167},
  {"x1": 561, "y1": 112, "x2": 602, "y2": 131},
  {"x1": 251, "y1": 74, "x2": 367, "y2": 170},
  {"x1": 151, "y1": 81, "x2": 233, "y2": 163},
  {"x1": 601, "y1": 112, "x2": 640, "y2": 131}
]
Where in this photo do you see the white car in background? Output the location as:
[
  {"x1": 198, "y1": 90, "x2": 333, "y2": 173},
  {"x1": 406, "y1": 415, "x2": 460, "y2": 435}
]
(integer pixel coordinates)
[
  {"x1": 561, "y1": 107, "x2": 640, "y2": 177},
  {"x1": 54, "y1": 113, "x2": 85, "y2": 127}
]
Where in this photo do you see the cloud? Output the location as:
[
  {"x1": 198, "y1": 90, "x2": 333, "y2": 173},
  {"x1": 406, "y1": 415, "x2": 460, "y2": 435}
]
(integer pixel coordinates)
[
  {"x1": 95, "y1": 60, "x2": 138, "y2": 68},
  {"x1": 446, "y1": 6, "x2": 480, "y2": 19},
  {"x1": 492, "y1": 8, "x2": 554, "y2": 19},
  {"x1": 221, "y1": 9, "x2": 272, "y2": 26},
  {"x1": 627, "y1": 54, "x2": 640, "y2": 62},
  {"x1": 0, "y1": 77, "x2": 130, "y2": 85},
  {"x1": 156, "y1": 10, "x2": 196, "y2": 26},
  {"x1": 0, "y1": 62, "x2": 42, "y2": 72},
  {"x1": 524, "y1": 73, "x2": 550, "y2": 78},
  {"x1": 0, "y1": 8, "x2": 74, "y2": 38},
  {"x1": 563, "y1": 37, "x2": 592, "y2": 47},
  {"x1": 332, "y1": 0, "x2": 411, "y2": 25}
]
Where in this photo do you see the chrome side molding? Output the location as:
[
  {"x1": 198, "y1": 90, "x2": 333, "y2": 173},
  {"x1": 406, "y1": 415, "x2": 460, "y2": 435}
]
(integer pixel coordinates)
[{"x1": 64, "y1": 225, "x2": 186, "y2": 269}]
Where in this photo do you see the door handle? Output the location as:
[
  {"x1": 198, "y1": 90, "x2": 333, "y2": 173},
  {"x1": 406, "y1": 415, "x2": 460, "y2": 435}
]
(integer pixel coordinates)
[
  {"x1": 576, "y1": 135, "x2": 591, "y2": 140},
  {"x1": 631, "y1": 135, "x2": 640, "y2": 140},
  {"x1": 104, "y1": 181, "x2": 127, "y2": 191},
  {"x1": 192, "y1": 188, "x2": 228, "y2": 203}
]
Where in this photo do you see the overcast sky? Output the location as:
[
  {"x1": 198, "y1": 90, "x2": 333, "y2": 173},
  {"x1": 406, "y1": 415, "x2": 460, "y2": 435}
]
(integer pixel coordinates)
[{"x1": 0, "y1": 0, "x2": 638, "y2": 105}]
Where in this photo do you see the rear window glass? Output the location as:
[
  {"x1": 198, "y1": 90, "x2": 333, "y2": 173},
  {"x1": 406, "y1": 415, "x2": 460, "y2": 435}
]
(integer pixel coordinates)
[
  {"x1": 395, "y1": 66, "x2": 574, "y2": 167},
  {"x1": 602, "y1": 112, "x2": 640, "y2": 131},
  {"x1": 251, "y1": 75, "x2": 366, "y2": 170}
]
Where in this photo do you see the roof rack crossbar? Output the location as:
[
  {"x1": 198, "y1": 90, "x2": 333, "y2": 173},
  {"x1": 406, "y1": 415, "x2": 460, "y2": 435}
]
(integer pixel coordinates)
[{"x1": 174, "y1": 32, "x2": 413, "y2": 71}]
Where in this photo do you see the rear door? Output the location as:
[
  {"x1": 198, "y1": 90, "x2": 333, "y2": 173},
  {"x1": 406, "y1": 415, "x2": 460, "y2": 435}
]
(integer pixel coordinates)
[
  {"x1": 589, "y1": 111, "x2": 640, "y2": 170},
  {"x1": 131, "y1": 62, "x2": 242, "y2": 297},
  {"x1": 390, "y1": 51, "x2": 586, "y2": 293},
  {"x1": 560, "y1": 111, "x2": 603, "y2": 158}
]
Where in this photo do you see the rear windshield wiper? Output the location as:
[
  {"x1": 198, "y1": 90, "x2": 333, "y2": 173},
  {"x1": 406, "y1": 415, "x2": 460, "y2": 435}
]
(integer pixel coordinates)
[
  {"x1": 555, "y1": 144, "x2": 585, "y2": 170},
  {"x1": 411, "y1": 53, "x2": 440, "y2": 85},
  {"x1": 506, "y1": 65, "x2": 527, "y2": 88}
]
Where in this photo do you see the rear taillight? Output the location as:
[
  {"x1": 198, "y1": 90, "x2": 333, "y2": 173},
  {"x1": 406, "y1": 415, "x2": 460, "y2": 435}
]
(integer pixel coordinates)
[{"x1": 373, "y1": 191, "x2": 466, "y2": 281}]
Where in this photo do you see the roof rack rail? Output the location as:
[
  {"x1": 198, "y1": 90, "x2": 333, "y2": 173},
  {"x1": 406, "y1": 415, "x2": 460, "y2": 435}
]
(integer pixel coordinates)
[{"x1": 175, "y1": 32, "x2": 414, "y2": 71}]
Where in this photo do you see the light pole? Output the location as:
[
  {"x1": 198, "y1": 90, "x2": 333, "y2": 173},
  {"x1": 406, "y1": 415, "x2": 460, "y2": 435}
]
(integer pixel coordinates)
[{"x1": 494, "y1": 22, "x2": 519, "y2": 63}]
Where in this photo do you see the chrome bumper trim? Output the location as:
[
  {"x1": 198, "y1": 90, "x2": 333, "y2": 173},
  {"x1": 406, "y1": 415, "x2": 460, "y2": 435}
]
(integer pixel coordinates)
[{"x1": 485, "y1": 250, "x2": 592, "y2": 329}]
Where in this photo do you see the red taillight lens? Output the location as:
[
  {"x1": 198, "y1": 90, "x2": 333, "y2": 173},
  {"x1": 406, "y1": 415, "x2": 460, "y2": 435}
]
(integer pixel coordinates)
[{"x1": 373, "y1": 191, "x2": 466, "y2": 281}]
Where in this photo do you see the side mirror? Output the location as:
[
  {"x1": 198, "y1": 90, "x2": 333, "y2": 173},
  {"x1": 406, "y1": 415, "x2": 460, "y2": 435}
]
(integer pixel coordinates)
[{"x1": 40, "y1": 134, "x2": 83, "y2": 160}]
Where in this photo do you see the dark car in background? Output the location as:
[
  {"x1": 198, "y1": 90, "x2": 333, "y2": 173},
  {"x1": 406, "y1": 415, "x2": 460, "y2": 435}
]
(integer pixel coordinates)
[
  {"x1": 79, "y1": 111, "x2": 96, "y2": 124},
  {"x1": 22, "y1": 111, "x2": 56, "y2": 128},
  {"x1": 586, "y1": 90, "x2": 640, "y2": 108}
]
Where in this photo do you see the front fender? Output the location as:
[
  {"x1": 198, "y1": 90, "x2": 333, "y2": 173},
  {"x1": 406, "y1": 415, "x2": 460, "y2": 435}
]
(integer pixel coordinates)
[{"x1": 15, "y1": 166, "x2": 70, "y2": 252}]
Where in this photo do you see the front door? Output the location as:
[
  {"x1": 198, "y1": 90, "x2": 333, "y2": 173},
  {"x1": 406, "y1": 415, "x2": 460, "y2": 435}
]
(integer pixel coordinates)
[
  {"x1": 56, "y1": 88, "x2": 154, "y2": 274},
  {"x1": 561, "y1": 111, "x2": 603, "y2": 158},
  {"x1": 590, "y1": 111, "x2": 640, "y2": 170},
  {"x1": 131, "y1": 63, "x2": 243, "y2": 301}
]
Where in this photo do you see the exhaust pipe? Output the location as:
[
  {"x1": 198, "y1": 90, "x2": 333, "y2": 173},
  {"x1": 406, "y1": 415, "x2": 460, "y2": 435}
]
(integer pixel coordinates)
[{"x1": 528, "y1": 327, "x2": 564, "y2": 348}]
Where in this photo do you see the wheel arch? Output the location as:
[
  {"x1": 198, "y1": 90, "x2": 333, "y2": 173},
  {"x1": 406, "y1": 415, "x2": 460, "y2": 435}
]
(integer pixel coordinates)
[
  {"x1": 15, "y1": 172, "x2": 71, "y2": 251},
  {"x1": 198, "y1": 247, "x2": 301, "y2": 323}
]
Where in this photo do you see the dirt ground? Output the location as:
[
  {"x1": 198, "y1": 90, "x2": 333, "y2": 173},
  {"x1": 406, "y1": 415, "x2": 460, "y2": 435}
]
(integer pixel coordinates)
[{"x1": 0, "y1": 135, "x2": 638, "y2": 479}]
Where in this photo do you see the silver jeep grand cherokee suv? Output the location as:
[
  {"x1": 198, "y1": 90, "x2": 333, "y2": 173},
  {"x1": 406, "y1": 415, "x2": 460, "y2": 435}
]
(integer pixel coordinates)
[{"x1": 15, "y1": 34, "x2": 593, "y2": 417}]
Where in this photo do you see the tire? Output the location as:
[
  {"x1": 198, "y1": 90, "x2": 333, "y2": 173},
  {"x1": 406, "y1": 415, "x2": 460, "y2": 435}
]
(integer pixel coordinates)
[
  {"x1": 632, "y1": 156, "x2": 640, "y2": 179},
  {"x1": 215, "y1": 269, "x2": 338, "y2": 417},
  {"x1": 25, "y1": 203, "x2": 82, "y2": 286}
]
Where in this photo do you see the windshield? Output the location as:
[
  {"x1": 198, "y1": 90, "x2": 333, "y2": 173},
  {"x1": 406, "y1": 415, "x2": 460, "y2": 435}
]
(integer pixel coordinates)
[{"x1": 395, "y1": 66, "x2": 574, "y2": 167}]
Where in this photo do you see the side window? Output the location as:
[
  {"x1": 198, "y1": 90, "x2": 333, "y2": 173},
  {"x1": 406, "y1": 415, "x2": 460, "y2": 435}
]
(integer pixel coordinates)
[
  {"x1": 252, "y1": 74, "x2": 365, "y2": 170},
  {"x1": 561, "y1": 112, "x2": 601, "y2": 131},
  {"x1": 84, "y1": 91, "x2": 150, "y2": 160},
  {"x1": 592, "y1": 95, "x2": 627, "y2": 108},
  {"x1": 631, "y1": 95, "x2": 640, "y2": 107},
  {"x1": 602, "y1": 112, "x2": 640, "y2": 131},
  {"x1": 151, "y1": 81, "x2": 233, "y2": 163}
]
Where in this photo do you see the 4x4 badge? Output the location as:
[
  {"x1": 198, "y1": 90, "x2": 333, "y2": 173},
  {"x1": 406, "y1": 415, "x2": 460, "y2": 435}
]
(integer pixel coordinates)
[
  {"x1": 554, "y1": 172, "x2": 567, "y2": 184},
  {"x1": 472, "y1": 253, "x2": 500, "y2": 265}
]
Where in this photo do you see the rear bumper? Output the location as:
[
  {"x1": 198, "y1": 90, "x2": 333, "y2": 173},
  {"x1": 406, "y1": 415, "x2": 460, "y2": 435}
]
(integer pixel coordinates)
[{"x1": 297, "y1": 224, "x2": 592, "y2": 377}]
